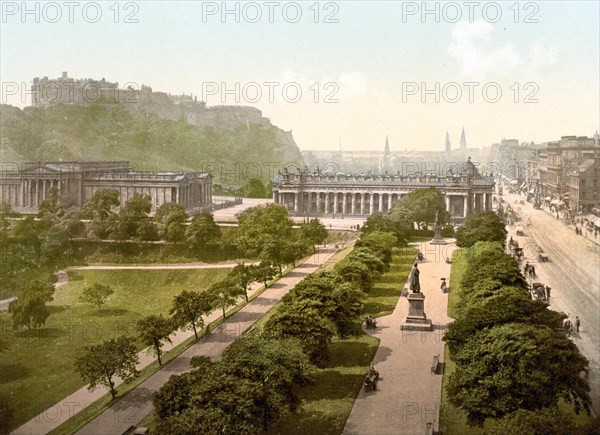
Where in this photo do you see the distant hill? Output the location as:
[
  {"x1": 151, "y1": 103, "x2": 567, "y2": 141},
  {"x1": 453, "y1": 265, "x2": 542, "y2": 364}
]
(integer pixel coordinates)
[{"x1": 0, "y1": 103, "x2": 303, "y2": 186}]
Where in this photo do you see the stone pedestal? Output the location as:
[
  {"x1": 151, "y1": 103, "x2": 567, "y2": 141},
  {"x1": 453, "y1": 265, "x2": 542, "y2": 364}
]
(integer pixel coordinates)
[
  {"x1": 401, "y1": 292, "x2": 433, "y2": 331},
  {"x1": 431, "y1": 223, "x2": 447, "y2": 245}
]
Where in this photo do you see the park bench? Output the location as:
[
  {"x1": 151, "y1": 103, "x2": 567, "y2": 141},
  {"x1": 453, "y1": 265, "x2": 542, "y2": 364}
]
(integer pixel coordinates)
[
  {"x1": 431, "y1": 354, "x2": 439, "y2": 374},
  {"x1": 363, "y1": 370, "x2": 379, "y2": 391}
]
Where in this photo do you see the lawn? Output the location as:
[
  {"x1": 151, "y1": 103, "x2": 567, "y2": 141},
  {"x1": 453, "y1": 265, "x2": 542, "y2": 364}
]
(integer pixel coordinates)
[{"x1": 0, "y1": 268, "x2": 229, "y2": 431}]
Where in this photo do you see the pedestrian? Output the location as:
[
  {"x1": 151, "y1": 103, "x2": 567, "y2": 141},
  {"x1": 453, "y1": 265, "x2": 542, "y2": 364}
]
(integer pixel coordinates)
[
  {"x1": 545, "y1": 285, "x2": 551, "y2": 300},
  {"x1": 575, "y1": 316, "x2": 581, "y2": 332}
]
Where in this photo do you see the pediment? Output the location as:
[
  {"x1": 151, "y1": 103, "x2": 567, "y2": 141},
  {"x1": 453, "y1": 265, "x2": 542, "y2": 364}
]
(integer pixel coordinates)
[{"x1": 20, "y1": 165, "x2": 66, "y2": 175}]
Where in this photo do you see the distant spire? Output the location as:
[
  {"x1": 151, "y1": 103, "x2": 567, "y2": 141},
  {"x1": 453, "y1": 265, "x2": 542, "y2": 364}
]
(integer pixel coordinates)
[
  {"x1": 445, "y1": 132, "x2": 451, "y2": 152},
  {"x1": 384, "y1": 135, "x2": 390, "y2": 157},
  {"x1": 460, "y1": 127, "x2": 467, "y2": 150}
]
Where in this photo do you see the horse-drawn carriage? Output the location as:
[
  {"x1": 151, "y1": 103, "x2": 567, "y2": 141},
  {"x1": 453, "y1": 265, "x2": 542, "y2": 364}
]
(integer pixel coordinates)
[
  {"x1": 531, "y1": 282, "x2": 549, "y2": 302},
  {"x1": 516, "y1": 226, "x2": 525, "y2": 236}
]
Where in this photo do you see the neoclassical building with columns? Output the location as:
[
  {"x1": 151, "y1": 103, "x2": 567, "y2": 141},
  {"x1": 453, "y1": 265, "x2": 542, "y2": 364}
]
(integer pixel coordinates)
[
  {"x1": 272, "y1": 158, "x2": 494, "y2": 221},
  {"x1": 0, "y1": 161, "x2": 212, "y2": 214}
]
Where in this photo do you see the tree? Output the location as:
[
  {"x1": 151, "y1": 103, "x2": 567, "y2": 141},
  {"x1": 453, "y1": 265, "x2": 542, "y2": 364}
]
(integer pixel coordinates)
[
  {"x1": 170, "y1": 290, "x2": 213, "y2": 339},
  {"x1": 360, "y1": 212, "x2": 409, "y2": 244},
  {"x1": 75, "y1": 336, "x2": 140, "y2": 399},
  {"x1": 456, "y1": 211, "x2": 507, "y2": 248},
  {"x1": 114, "y1": 193, "x2": 154, "y2": 240},
  {"x1": 155, "y1": 202, "x2": 189, "y2": 242},
  {"x1": 185, "y1": 211, "x2": 221, "y2": 252},
  {"x1": 281, "y1": 240, "x2": 309, "y2": 268},
  {"x1": 9, "y1": 280, "x2": 55, "y2": 329},
  {"x1": 229, "y1": 263, "x2": 257, "y2": 302},
  {"x1": 241, "y1": 178, "x2": 267, "y2": 198},
  {"x1": 287, "y1": 271, "x2": 365, "y2": 338},
  {"x1": 220, "y1": 337, "x2": 310, "y2": 431},
  {"x1": 489, "y1": 407, "x2": 577, "y2": 435},
  {"x1": 355, "y1": 230, "x2": 398, "y2": 265},
  {"x1": 391, "y1": 188, "x2": 449, "y2": 230},
  {"x1": 209, "y1": 278, "x2": 243, "y2": 319},
  {"x1": 444, "y1": 285, "x2": 563, "y2": 354},
  {"x1": 254, "y1": 261, "x2": 277, "y2": 288},
  {"x1": 334, "y1": 259, "x2": 374, "y2": 292},
  {"x1": 300, "y1": 218, "x2": 327, "y2": 252},
  {"x1": 83, "y1": 189, "x2": 120, "y2": 239},
  {"x1": 264, "y1": 299, "x2": 336, "y2": 365},
  {"x1": 79, "y1": 283, "x2": 114, "y2": 312},
  {"x1": 235, "y1": 204, "x2": 293, "y2": 256},
  {"x1": 347, "y1": 247, "x2": 387, "y2": 274},
  {"x1": 137, "y1": 314, "x2": 174, "y2": 366},
  {"x1": 447, "y1": 323, "x2": 590, "y2": 426}
]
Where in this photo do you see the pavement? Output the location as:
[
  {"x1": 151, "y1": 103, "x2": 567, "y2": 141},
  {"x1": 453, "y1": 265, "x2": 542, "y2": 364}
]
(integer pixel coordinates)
[
  {"x1": 12, "y1": 244, "x2": 341, "y2": 435},
  {"x1": 503, "y1": 191, "x2": 600, "y2": 416},
  {"x1": 344, "y1": 240, "x2": 455, "y2": 435}
]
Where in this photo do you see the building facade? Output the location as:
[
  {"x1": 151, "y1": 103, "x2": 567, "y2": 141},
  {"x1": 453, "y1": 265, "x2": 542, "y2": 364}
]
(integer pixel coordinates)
[
  {"x1": 0, "y1": 161, "x2": 212, "y2": 214},
  {"x1": 272, "y1": 158, "x2": 494, "y2": 221},
  {"x1": 568, "y1": 158, "x2": 600, "y2": 214}
]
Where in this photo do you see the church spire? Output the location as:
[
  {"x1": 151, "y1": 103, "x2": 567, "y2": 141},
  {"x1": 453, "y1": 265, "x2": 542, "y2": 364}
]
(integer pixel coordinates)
[
  {"x1": 445, "y1": 132, "x2": 451, "y2": 152},
  {"x1": 384, "y1": 135, "x2": 390, "y2": 157},
  {"x1": 460, "y1": 127, "x2": 467, "y2": 150}
]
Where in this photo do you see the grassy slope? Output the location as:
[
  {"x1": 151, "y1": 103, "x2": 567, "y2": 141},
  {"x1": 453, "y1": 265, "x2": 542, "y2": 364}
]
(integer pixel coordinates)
[{"x1": 0, "y1": 268, "x2": 229, "y2": 431}]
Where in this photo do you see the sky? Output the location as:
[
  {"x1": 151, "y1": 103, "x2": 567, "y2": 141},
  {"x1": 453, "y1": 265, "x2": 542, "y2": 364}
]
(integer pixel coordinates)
[{"x1": 1, "y1": 1, "x2": 599, "y2": 152}]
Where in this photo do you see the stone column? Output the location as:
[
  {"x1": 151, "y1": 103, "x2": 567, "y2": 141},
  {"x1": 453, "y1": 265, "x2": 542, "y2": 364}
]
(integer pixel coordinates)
[
  {"x1": 388, "y1": 193, "x2": 393, "y2": 211},
  {"x1": 293, "y1": 193, "x2": 299, "y2": 214},
  {"x1": 360, "y1": 193, "x2": 366, "y2": 215},
  {"x1": 316, "y1": 192, "x2": 321, "y2": 214},
  {"x1": 333, "y1": 192, "x2": 339, "y2": 215},
  {"x1": 445, "y1": 195, "x2": 451, "y2": 214},
  {"x1": 463, "y1": 195, "x2": 468, "y2": 217},
  {"x1": 369, "y1": 194, "x2": 375, "y2": 215},
  {"x1": 273, "y1": 191, "x2": 279, "y2": 204},
  {"x1": 351, "y1": 193, "x2": 356, "y2": 215},
  {"x1": 342, "y1": 193, "x2": 348, "y2": 215},
  {"x1": 378, "y1": 193, "x2": 384, "y2": 212}
]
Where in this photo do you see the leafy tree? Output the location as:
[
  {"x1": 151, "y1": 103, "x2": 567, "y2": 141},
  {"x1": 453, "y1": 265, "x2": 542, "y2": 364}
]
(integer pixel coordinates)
[
  {"x1": 355, "y1": 230, "x2": 397, "y2": 265},
  {"x1": 37, "y1": 187, "x2": 63, "y2": 225},
  {"x1": 79, "y1": 283, "x2": 114, "y2": 312},
  {"x1": 456, "y1": 211, "x2": 507, "y2": 248},
  {"x1": 83, "y1": 189, "x2": 120, "y2": 238},
  {"x1": 259, "y1": 237, "x2": 288, "y2": 276},
  {"x1": 447, "y1": 323, "x2": 590, "y2": 426},
  {"x1": 334, "y1": 258, "x2": 374, "y2": 292},
  {"x1": 254, "y1": 261, "x2": 277, "y2": 288},
  {"x1": 360, "y1": 212, "x2": 408, "y2": 244},
  {"x1": 264, "y1": 299, "x2": 336, "y2": 365},
  {"x1": 241, "y1": 178, "x2": 267, "y2": 198},
  {"x1": 300, "y1": 218, "x2": 328, "y2": 252},
  {"x1": 185, "y1": 211, "x2": 221, "y2": 251},
  {"x1": 153, "y1": 369, "x2": 207, "y2": 418},
  {"x1": 392, "y1": 188, "x2": 449, "y2": 230},
  {"x1": 444, "y1": 285, "x2": 563, "y2": 353},
  {"x1": 137, "y1": 314, "x2": 174, "y2": 365},
  {"x1": 347, "y1": 247, "x2": 387, "y2": 274},
  {"x1": 114, "y1": 193, "x2": 155, "y2": 240},
  {"x1": 9, "y1": 280, "x2": 55, "y2": 329},
  {"x1": 287, "y1": 271, "x2": 365, "y2": 338},
  {"x1": 209, "y1": 278, "x2": 243, "y2": 319},
  {"x1": 155, "y1": 202, "x2": 189, "y2": 242},
  {"x1": 170, "y1": 290, "x2": 213, "y2": 339},
  {"x1": 489, "y1": 407, "x2": 577, "y2": 435},
  {"x1": 220, "y1": 337, "x2": 310, "y2": 431},
  {"x1": 0, "y1": 202, "x2": 18, "y2": 239},
  {"x1": 235, "y1": 204, "x2": 293, "y2": 256},
  {"x1": 229, "y1": 263, "x2": 257, "y2": 302},
  {"x1": 75, "y1": 336, "x2": 140, "y2": 399},
  {"x1": 281, "y1": 240, "x2": 309, "y2": 268}
]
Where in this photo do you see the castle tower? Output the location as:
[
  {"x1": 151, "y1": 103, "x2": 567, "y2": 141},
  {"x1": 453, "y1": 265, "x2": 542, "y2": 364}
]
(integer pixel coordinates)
[
  {"x1": 445, "y1": 132, "x2": 451, "y2": 152},
  {"x1": 460, "y1": 127, "x2": 467, "y2": 150}
]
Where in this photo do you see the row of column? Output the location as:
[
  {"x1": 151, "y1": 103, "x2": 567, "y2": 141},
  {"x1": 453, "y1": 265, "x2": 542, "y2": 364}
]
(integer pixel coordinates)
[
  {"x1": 275, "y1": 191, "x2": 405, "y2": 216},
  {"x1": 274, "y1": 190, "x2": 493, "y2": 217},
  {"x1": 16, "y1": 178, "x2": 61, "y2": 208}
]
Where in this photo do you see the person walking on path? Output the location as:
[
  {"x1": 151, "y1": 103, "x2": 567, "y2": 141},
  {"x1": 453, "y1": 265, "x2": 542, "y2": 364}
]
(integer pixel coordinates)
[{"x1": 575, "y1": 316, "x2": 581, "y2": 332}]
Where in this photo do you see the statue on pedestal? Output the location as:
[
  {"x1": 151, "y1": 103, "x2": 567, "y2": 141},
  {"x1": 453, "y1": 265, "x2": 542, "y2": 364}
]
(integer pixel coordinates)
[{"x1": 409, "y1": 263, "x2": 421, "y2": 293}]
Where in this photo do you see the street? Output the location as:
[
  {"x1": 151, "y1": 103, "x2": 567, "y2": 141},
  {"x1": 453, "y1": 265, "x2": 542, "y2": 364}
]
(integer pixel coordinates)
[{"x1": 503, "y1": 191, "x2": 600, "y2": 416}]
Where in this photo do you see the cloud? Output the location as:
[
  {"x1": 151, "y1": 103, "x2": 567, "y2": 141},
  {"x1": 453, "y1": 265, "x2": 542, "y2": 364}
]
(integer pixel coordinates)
[{"x1": 448, "y1": 21, "x2": 559, "y2": 78}]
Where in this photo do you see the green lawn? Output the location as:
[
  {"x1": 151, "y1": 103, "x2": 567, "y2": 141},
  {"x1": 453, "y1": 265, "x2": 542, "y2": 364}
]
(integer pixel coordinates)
[{"x1": 0, "y1": 268, "x2": 229, "y2": 431}]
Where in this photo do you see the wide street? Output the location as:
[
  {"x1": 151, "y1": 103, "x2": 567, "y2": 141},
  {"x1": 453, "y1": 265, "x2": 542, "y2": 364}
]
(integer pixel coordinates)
[{"x1": 503, "y1": 191, "x2": 600, "y2": 415}]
